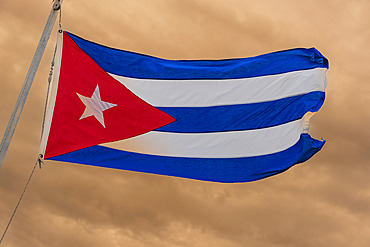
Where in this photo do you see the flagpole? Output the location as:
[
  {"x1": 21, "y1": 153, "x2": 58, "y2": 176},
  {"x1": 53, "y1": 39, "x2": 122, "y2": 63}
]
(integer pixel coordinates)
[{"x1": 0, "y1": 0, "x2": 62, "y2": 167}]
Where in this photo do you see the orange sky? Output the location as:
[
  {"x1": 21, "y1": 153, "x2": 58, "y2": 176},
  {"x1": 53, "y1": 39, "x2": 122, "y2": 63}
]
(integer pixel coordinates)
[{"x1": 1, "y1": 0, "x2": 370, "y2": 246}]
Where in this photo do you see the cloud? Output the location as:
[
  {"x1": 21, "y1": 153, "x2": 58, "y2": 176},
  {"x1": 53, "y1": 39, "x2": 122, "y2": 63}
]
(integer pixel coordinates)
[{"x1": 1, "y1": 0, "x2": 370, "y2": 246}]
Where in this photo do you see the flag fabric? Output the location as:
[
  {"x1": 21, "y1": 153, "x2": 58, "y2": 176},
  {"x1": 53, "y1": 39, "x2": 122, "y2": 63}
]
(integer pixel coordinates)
[{"x1": 39, "y1": 31, "x2": 328, "y2": 183}]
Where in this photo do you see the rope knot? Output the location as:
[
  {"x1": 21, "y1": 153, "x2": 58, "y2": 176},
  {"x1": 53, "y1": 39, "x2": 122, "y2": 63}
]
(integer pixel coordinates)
[{"x1": 38, "y1": 154, "x2": 44, "y2": 169}]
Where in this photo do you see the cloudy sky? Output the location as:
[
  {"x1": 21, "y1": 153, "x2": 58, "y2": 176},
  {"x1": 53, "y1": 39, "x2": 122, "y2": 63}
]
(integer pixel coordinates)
[{"x1": 0, "y1": 0, "x2": 369, "y2": 246}]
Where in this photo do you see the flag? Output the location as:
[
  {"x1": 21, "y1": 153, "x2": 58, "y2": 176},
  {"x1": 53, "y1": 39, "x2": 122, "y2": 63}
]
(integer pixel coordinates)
[{"x1": 39, "y1": 31, "x2": 328, "y2": 183}]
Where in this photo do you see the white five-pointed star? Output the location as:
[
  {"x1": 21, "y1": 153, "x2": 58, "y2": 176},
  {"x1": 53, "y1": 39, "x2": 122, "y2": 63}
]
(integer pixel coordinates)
[{"x1": 76, "y1": 85, "x2": 117, "y2": 128}]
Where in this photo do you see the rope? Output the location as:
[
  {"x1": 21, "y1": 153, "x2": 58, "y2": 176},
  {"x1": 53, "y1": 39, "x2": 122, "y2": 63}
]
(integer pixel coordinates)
[
  {"x1": 58, "y1": 1, "x2": 62, "y2": 31},
  {"x1": 40, "y1": 42, "x2": 58, "y2": 139},
  {"x1": 0, "y1": 6, "x2": 60, "y2": 242},
  {"x1": 0, "y1": 156, "x2": 42, "y2": 245}
]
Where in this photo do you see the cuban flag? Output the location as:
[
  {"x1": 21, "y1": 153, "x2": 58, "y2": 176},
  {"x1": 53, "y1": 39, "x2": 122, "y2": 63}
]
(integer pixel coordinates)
[{"x1": 39, "y1": 31, "x2": 328, "y2": 183}]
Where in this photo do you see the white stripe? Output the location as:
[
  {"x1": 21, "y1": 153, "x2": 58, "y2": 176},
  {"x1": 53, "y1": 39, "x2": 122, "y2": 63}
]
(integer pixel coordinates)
[
  {"x1": 109, "y1": 68, "x2": 327, "y2": 107},
  {"x1": 102, "y1": 116, "x2": 307, "y2": 158},
  {"x1": 39, "y1": 32, "x2": 63, "y2": 156}
]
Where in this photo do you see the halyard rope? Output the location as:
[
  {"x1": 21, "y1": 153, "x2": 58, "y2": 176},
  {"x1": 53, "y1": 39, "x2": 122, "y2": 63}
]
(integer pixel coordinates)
[
  {"x1": 0, "y1": 156, "x2": 41, "y2": 245},
  {"x1": 0, "y1": 11, "x2": 60, "y2": 244}
]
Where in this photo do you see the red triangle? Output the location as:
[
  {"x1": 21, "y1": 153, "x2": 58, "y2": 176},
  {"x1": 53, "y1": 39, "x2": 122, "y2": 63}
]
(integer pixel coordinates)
[{"x1": 44, "y1": 32, "x2": 175, "y2": 159}]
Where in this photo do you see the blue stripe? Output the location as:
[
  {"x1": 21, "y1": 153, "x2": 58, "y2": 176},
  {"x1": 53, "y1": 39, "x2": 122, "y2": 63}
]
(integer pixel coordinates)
[
  {"x1": 66, "y1": 32, "x2": 328, "y2": 80},
  {"x1": 48, "y1": 134, "x2": 325, "y2": 183},
  {"x1": 157, "y1": 91, "x2": 325, "y2": 133}
]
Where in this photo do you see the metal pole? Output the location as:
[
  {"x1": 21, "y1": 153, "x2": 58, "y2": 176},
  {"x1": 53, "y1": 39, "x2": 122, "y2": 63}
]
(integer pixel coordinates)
[{"x1": 0, "y1": 0, "x2": 62, "y2": 167}]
